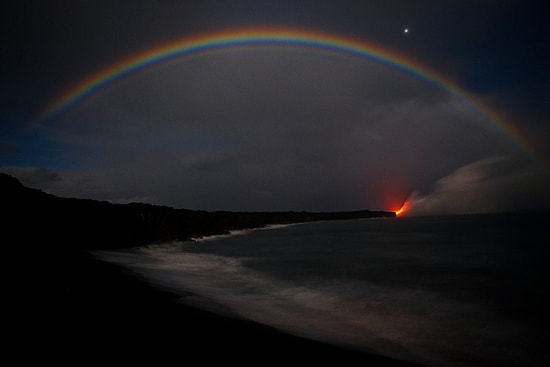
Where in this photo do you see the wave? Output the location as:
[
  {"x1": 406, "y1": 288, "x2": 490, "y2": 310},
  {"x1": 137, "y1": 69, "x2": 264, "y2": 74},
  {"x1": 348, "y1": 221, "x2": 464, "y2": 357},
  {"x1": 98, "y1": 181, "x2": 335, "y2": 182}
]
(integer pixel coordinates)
[
  {"x1": 96, "y1": 247, "x2": 409, "y2": 357},
  {"x1": 187, "y1": 222, "x2": 308, "y2": 243},
  {"x1": 92, "y1": 245, "x2": 474, "y2": 367}
]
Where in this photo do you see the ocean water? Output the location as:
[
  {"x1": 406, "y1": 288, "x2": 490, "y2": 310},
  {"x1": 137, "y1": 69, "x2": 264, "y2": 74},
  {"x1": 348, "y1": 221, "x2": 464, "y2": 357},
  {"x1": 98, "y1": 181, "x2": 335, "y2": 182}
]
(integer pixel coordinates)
[{"x1": 96, "y1": 213, "x2": 550, "y2": 367}]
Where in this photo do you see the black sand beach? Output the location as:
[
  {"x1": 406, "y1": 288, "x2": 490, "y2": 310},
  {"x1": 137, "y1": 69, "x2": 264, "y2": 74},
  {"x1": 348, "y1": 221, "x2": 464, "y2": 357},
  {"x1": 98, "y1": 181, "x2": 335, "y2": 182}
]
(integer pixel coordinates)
[{"x1": 4, "y1": 173, "x2": 419, "y2": 365}]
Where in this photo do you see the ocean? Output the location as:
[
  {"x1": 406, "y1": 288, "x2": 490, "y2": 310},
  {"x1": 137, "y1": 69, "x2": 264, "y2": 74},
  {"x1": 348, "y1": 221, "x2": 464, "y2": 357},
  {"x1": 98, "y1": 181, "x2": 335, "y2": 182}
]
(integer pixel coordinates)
[{"x1": 96, "y1": 213, "x2": 550, "y2": 367}]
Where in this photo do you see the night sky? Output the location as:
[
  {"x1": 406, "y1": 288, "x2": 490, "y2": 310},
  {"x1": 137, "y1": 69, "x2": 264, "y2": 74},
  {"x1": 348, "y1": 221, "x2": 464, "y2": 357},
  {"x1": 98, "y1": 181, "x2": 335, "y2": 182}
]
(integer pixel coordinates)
[{"x1": 2, "y1": 1, "x2": 549, "y2": 214}]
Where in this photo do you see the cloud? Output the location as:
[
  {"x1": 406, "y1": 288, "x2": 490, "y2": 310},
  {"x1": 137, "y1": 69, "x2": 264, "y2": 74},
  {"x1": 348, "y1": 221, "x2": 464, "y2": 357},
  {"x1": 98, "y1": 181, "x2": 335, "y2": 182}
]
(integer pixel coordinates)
[
  {"x1": 10, "y1": 48, "x2": 533, "y2": 212},
  {"x1": 406, "y1": 156, "x2": 550, "y2": 216}
]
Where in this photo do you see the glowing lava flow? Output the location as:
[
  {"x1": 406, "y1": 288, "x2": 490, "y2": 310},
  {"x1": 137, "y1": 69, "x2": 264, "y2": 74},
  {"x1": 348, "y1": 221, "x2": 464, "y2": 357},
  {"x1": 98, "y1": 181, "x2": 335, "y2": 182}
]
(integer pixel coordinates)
[{"x1": 395, "y1": 201, "x2": 410, "y2": 216}]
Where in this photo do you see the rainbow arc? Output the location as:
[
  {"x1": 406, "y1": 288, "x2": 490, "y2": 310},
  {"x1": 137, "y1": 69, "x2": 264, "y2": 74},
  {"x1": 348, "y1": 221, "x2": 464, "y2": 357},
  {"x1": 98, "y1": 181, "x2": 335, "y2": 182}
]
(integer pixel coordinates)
[{"x1": 39, "y1": 27, "x2": 535, "y2": 158}]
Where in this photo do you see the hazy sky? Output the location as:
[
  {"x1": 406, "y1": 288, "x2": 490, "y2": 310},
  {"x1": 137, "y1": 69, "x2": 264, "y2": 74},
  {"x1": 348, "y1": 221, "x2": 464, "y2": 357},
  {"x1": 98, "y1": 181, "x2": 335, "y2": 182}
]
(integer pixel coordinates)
[{"x1": 2, "y1": 1, "x2": 549, "y2": 214}]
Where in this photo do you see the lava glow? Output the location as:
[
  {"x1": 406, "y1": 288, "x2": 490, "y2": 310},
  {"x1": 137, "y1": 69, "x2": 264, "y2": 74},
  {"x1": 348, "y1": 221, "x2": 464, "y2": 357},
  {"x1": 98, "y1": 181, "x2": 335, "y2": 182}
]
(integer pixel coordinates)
[{"x1": 395, "y1": 201, "x2": 410, "y2": 216}]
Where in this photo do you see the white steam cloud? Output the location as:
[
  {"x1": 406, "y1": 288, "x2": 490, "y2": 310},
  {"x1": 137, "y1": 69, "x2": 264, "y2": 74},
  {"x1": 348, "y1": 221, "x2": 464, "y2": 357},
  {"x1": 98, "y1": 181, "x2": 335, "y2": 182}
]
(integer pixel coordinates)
[{"x1": 405, "y1": 156, "x2": 550, "y2": 216}]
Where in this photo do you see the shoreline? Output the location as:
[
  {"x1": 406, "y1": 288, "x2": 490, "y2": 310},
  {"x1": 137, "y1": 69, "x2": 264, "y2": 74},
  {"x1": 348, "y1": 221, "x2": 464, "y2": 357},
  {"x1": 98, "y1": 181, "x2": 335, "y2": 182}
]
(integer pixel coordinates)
[
  {"x1": 7, "y1": 233, "x2": 420, "y2": 365},
  {"x1": 56, "y1": 251, "x2": 423, "y2": 365}
]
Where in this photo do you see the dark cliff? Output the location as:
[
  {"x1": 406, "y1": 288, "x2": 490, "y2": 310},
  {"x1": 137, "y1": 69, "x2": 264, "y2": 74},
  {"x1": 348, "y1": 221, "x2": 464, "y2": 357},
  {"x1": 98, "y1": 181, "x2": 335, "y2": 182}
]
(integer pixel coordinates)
[{"x1": 1, "y1": 172, "x2": 395, "y2": 251}]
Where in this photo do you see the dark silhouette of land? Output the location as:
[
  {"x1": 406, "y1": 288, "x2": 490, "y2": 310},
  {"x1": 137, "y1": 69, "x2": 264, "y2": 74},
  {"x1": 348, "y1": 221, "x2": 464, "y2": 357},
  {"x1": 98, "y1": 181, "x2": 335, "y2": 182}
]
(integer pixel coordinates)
[
  {"x1": 3, "y1": 172, "x2": 421, "y2": 366},
  {"x1": 1, "y1": 172, "x2": 394, "y2": 250}
]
